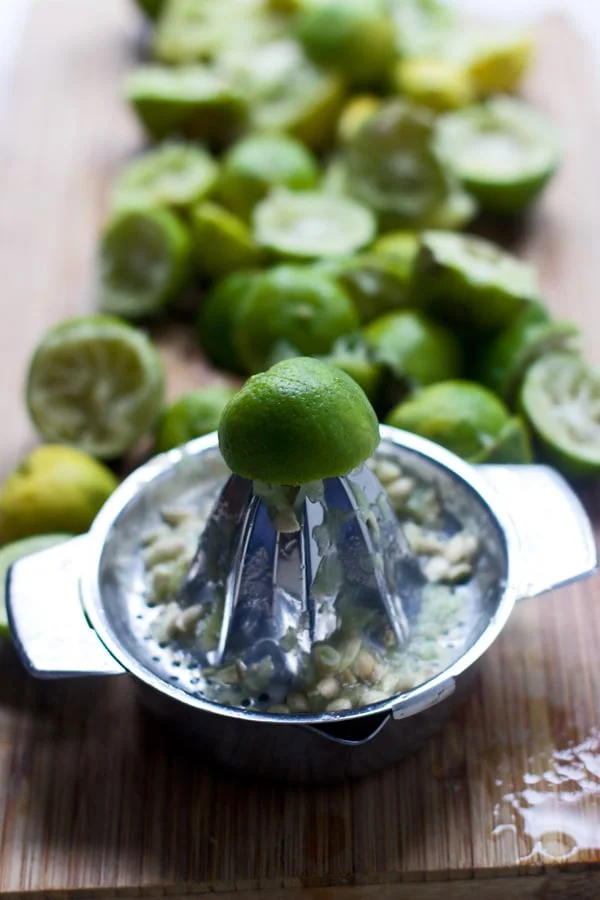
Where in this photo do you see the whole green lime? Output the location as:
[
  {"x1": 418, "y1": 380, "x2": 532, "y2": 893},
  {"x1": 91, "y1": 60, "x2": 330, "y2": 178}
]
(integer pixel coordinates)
[
  {"x1": 218, "y1": 357, "x2": 380, "y2": 484},
  {"x1": 297, "y1": 0, "x2": 396, "y2": 88},
  {"x1": 218, "y1": 134, "x2": 319, "y2": 221},
  {"x1": 234, "y1": 265, "x2": 359, "y2": 374},
  {"x1": 386, "y1": 380, "x2": 510, "y2": 461},
  {"x1": 197, "y1": 270, "x2": 261, "y2": 373},
  {"x1": 156, "y1": 386, "x2": 237, "y2": 452},
  {"x1": 364, "y1": 311, "x2": 462, "y2": 386}
]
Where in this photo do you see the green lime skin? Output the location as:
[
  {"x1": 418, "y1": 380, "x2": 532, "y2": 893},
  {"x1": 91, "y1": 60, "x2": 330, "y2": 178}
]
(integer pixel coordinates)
[
  {"x1": 475, "y1": 304, "x2": 579, "y2": 405},
  {"x1": 470, "y1": 416, "x2": 533, "y2": 464},
  {"x1": 364, "y1": 311, "x2": 463, "y2": 387},
  {"x1": 0, "y1": 533, "x2": 74, "y2": 639},
  {"x1": 386, "y1": 380, "x2": 510, "y2": 461},
  {"x1": 436, "y1": 97, "x2": 561, "y2": 214},
  {"x1": 218, "y1": 134, "x2": 319, "y2": 221},
  {"x1": 413, "y1": 230, "x2": 540, "y2": 333},
  {"x1": 519, "y1": 352, "x2": 600, "y2": 477},
  {"x1": 343, "y1": 101, "x2": 453, "y2": 230},
  {"x1": 218, "y1": 357, "x2": 380, "y2": 484},
  {"x1": 156, "y1": 386, "x2": 237, "y2": 453},
  {"x1": 197, "y1": 270, "x2": 261, "y2": 373},
  {"x1": 371, "y1": 231, "x2": 420, "y2": 268},
  {"x1": 190, "y1": 201, "x2": 262, "y2": 279},
  {"x1": 296, "y1": 0, "x2": 396, "y2": 88},
  {"x1": 124, "y1": 65, "x2": 248, "y2": 147},
  {"x1": 234, "y1": 265, "x2": 360, "y2": 374},
  {"x1": 98, "y1": 207, "x2": 192, "y2": 319},
  {"x1": 316, "y1": 254, "x2": 417, "y2": 324}
]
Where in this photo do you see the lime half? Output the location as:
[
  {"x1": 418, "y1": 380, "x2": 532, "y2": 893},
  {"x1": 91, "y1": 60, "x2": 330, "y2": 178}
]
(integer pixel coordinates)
[
  {"x1": 393, "y1": 58, "x2": 474, "y2": 112},
  {"x1": 386, "y1": 380, "x2": 510, "y2": 461},
  {"x1": 234, "y1": 265, "x2": 359, "y2": 374},
  {"x1": 414, "y1": 230, "x2": 540, "y2": 332},
  {"x1": 156, "y1": 386, "x2": 237, "y2": 453},
  {"x1": 254, "y1": 189, "x2": 376, "y2": 260},
  {"x1": 437, "y1": 97, "x2": 561, "y2": 213},
  {"x1": 98, "y1": 207, "x2": 192, "y2": 319},
  {"x1": 191, "y1": 201, "x2": 262, "y2": 278},
  {"x1": 198, "y1": 270, "x2": 261, "y2": 373},
  {"x1": 0, "y1": 534, "x2": 73, "y2": 639},
  {"x1": 27, "y1": 316, "x2": 165, "y2": 459},
  {"x1": 364, "y1": 311, "x2": 462, "y2": 387},
  {"x1": 520, "y1": 353, "x2": 600, "y2": 476},
  {"x1": 316, "y1": 254, "x2": 417, "y2": 324},
  {"x1": 124, "y1": 65, "x2": 247, "y2": 146},
  {"x1": 111, "y1": 142, "x2": 219, "y2": 213},
  {"x1": 343, "y1": 101, "x2": 453, "y2": 230},
  {"x1": 218, "y1": 133, "x2": 319, "y2": 221},
  {"x1": 219, "y1": 357, "x2": 379, "y2": 484}
]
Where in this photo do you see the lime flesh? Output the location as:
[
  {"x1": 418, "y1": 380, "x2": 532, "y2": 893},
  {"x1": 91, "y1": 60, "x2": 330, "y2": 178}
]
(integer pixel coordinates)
[
  {"x1": 26, "y1": 316, "x2": 165, "y2": 459},
  {"x1": 520, "y1": 353, "x2": 600, "y2": 476}
]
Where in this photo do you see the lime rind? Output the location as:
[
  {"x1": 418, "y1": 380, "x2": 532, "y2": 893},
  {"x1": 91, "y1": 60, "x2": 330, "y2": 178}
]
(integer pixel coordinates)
[
  {"x1": 520, "y1": 353, "x2": 600, "y2": 476},
  {"x1": 198, "y1": 270, "x2": 261, "y2": 373},
  {"x1": 111, "y1": 142, "x2": 219, "y2": 213},
  {"x1": 26, "y1": 316, "x2": 165, "y2": 459},
  {"x1": 436, "y1": 97, "x2": 561, "y2": 213},
  {"x1": 470, "y1": 416, "x2": 533, "y2": 464},
  {"x1": 156, "y1": 386, "x2": 237, "y2": 453},
  {"x1": 253, "y1": 189, "x2": 376, "y2": 260},
  {"x1": 124, "y1": 64, "x2": 248, "y2": 145},
  {"x1": 98, "y1": 207, "x2": 192, "y2": 319},
  {"x1": 315, "y1": 254, "x2": 416, "y2": 324},
  {"x1": 414, "y1": 230, "x2": 541, "y2": 332}
]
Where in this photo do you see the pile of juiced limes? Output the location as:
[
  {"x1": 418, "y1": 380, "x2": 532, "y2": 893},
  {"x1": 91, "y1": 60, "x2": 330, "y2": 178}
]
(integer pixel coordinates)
[{"x1": 1, "y1": 0, "x2": 600, "y2": 635}]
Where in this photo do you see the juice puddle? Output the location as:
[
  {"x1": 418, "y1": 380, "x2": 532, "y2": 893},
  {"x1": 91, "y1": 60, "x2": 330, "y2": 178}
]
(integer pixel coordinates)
[{"x1": 492, "y1": 728, "x2": 600, "y2": 862}]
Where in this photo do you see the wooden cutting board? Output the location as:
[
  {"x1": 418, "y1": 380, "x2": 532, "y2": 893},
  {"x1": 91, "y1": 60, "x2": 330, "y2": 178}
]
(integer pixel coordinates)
[{"x1": 1, "y1": 2, "x2": 600, "y2": 897}]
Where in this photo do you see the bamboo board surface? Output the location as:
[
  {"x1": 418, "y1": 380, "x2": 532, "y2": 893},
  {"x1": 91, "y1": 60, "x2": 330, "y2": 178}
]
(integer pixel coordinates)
[{"x1": 0, "y1": 2, "x2": 600, "y2": 897}]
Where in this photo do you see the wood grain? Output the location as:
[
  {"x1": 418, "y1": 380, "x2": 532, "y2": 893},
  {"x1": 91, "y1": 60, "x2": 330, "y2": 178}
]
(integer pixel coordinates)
[{"x1": 0, "y1": 1, "x2": 599, "y2": 897}]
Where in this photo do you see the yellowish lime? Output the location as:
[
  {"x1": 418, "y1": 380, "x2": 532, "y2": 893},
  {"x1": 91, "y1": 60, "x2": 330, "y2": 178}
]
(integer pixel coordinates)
[
  {"x1": 394, "y1": 58, "x2": 474, "y2": 112},
  {"x1": 0, "y1": 446, "x2": 118, "y2": 544}
]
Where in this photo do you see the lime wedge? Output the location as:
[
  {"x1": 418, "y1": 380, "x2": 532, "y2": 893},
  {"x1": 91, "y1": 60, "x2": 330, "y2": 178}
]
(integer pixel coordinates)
[
  {"x1": 219, "y1": 40, "x2": 345, "y2": 150},
  {"x1": 253, "y1": 189, "x2": 376, "y2": 260},
  {"x1": 154, "y1": 0, "x2": 285, "y2": 64},
  {"x1": 414, "y1": 231, "x2": 540, "y2": 333},
  {"x1": 191, "y1": 201, "x2": 262, "y2": 278},
  {"x1": 197, "y1": 270, "x2": 261, "y2": 373},
  {"x1": 26, "y1": 316, "x2": 165, "y2": 459},
  {"x1": 437, "y1": 97, "x2": 561, "y2": 213},
  {"x1": 343, "y1": 100, "x2": 453, "y2": 230},
  {"x1": 471, "y1": 416, "x2": 533, "y2": 464},
  {"x1": 520, "y1": 353, "x2": 600, "y2": 476},
  {"x1": 0, "y1": 534, "x2": 74, "y2": 639},
  {"x1": 124, "y1": 64, "x2": 247, "y2": 146},
  {"x1": 97, "y1": 208, "x2": 192, "y2": 319},
  {"x1": 218, "y1": 133, "x2": 319, "y2": 221},
  {"x1": 111, "y1": 142, "x2": 219, "y2": 213}
]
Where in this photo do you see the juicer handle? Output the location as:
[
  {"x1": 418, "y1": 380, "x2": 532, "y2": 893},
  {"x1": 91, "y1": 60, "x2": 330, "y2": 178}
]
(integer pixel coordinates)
[
  {"x1": 6, "y1": 534, "x2": 125, "y2": 678},
  {"x1": 478, "y1": 465, "x2": 598, "y2": 599}
]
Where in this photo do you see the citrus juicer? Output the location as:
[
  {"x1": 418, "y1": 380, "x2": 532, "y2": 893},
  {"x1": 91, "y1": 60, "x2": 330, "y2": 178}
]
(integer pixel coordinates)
[{"x1": 177, "y1": 462, "x2": 419, "y2": 704}]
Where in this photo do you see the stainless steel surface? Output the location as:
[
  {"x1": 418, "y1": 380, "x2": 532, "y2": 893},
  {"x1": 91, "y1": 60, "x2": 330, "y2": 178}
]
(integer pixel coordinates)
[
  {"x1": 5, "y1": 426, "x2": 597, "y2": 780},
  {"x1": 478, "y1": 464, "x2": 598, "y2": 599},
  {"x1": 6, "y1": 535, "x2": 125, "y2": 678},
  {"x1": 179, "y1": 463, "x2": 414, "y2": 703}
]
